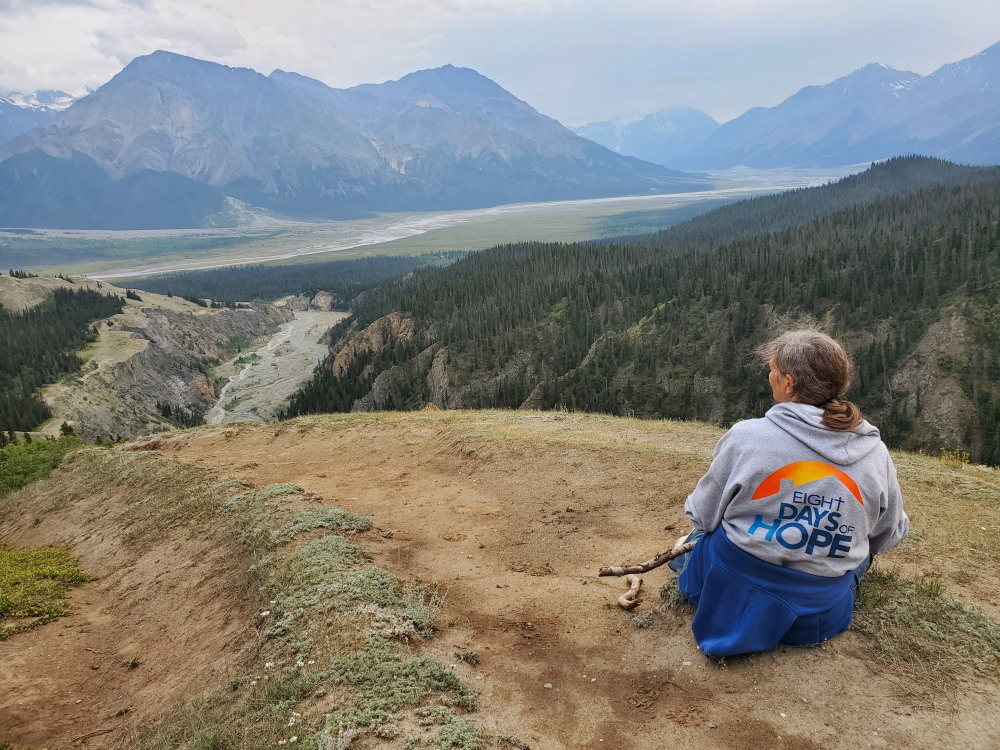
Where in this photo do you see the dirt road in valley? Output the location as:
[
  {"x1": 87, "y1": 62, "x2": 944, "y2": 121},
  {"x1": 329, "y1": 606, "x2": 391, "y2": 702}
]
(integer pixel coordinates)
[{"x1": 205, "y1": 310, "x2": 348, "y2": 424}]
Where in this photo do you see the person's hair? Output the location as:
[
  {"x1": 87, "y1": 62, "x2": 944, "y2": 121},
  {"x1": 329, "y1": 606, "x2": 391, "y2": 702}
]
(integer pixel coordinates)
[{"x1": 757, "y1": 329, "x2": 863, "y2": 431}]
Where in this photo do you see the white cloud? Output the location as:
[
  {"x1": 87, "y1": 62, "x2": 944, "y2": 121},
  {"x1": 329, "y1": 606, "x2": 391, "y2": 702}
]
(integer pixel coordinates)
[
  {"x1": 0, "y1": 0, "x2": 998, "y2": 123},
  {"x1": 92, "y1": 1, "x2": 246, "y2": 65}
]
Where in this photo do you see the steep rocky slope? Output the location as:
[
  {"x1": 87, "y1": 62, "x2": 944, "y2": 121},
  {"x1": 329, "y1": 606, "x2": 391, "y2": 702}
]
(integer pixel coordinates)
[
  {"x1": 0, "y1": 274, "x2": 292, "y2": 441},
  {"x1": 43, "y1": 299, "x2": 292, "y2": 441}
]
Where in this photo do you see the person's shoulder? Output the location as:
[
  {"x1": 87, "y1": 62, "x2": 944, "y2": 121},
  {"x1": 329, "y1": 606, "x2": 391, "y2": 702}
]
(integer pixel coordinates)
[{"x1": 721, "y1": 416, "x2": 772, "y2": 442}]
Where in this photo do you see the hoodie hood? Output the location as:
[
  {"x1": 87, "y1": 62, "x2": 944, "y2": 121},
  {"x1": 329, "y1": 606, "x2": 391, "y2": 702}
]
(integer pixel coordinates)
[{"x1": 765, "y1": 402, "x2": 882, "y2": 467}]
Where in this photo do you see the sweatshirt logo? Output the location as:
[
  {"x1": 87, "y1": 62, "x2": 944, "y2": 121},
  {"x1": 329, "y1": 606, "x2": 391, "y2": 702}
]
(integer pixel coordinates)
[
  {"x1": 752, "y1": 460, "x2": 864, "y2": 506},
  {"x1": 746, "y1": 461, "x2": 862, "y2": 559}
]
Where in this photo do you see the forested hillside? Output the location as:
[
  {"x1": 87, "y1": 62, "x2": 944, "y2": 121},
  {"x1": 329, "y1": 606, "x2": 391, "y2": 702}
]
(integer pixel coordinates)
[
  {"x1": 0, "y1": 286, "x2": 125, "y2": 430},
  {"x1": 283, "y1": 158, "x2": 1000, "y2": 465}
]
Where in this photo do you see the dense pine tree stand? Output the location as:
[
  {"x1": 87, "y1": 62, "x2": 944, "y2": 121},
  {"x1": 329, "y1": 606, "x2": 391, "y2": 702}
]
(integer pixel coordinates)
[{"x1": 0, "y1": 288, "x2": 124, "y2": 432}]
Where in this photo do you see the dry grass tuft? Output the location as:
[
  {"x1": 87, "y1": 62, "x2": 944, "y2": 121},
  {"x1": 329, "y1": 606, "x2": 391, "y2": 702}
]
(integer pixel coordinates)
[{"x1": 852, "y1": 566, "x2": 1000, "y2": 690}]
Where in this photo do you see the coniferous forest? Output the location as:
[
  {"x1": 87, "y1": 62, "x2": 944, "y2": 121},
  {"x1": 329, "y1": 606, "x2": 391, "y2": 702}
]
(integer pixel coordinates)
[
  {"x1": 0, "y1": 287, "x2": 125, "y2": 430},
  {"x1": 282, "y1": 158, "x2": 1000, "y2": 465}
]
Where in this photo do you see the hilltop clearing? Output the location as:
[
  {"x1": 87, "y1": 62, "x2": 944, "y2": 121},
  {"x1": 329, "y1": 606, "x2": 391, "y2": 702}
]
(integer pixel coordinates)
[{"x1": 1, "y1": 411, "x2": 997, "y2": 749}]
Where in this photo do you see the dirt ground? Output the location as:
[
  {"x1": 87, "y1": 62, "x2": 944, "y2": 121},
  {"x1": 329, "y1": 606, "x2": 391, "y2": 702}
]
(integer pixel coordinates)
[
  {"x1": 0, "y1": 465, "x2": 258, "y2": 749},
  {"x1": 2, "y1": 411, "x2": 998, "y2": 749}
]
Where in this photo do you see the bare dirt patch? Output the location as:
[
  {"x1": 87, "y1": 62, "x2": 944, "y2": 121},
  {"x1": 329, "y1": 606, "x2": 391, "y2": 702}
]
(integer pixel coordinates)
[{"x1": 2, "y1": 411, "x2": 998, "y2": 750}]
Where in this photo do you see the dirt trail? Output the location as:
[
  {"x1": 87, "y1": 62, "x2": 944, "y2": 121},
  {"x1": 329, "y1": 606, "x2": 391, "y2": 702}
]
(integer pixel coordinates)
[
  {"x1": 2, "y1": 411, "x2": 997, "y2": 750},
  {"x1": 156, "y1": 413, "x2": 998, "y2": 750}
]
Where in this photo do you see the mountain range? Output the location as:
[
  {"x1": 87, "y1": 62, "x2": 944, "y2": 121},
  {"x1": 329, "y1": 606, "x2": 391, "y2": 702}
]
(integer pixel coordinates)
[
  {"x1": 574, "y1": 41, "x2": 1000, "y2": 169},
  {"x1": 570, "y1": 107, "x2": 720, "y2": 166},
  {"x1": 0, "y1": 90, "x2": 77, "y2": 144},
  {"x1": 4, "y1": 42, "x2": 1000, "y2": 230},
  {"x1": 0, "y1": 52, "x2": 700, "y2": 229}
]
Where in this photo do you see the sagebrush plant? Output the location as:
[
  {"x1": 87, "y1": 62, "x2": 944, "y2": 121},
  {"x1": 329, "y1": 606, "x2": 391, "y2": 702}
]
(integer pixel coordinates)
[
  {"x1": 659, "y1": 571, "x2": 692, "y2": 610},
  {"x1": 277, "y1": 505, "x2": 373, "y2": 541},
  {"x1": 130, "y1": 472, "x2": 482, "y2": 750}
]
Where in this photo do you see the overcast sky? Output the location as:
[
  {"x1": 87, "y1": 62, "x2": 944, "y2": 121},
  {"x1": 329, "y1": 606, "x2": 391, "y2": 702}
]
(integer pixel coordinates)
[{"x1": 2, "y1": 0, "x2": 999, "y2": 125}]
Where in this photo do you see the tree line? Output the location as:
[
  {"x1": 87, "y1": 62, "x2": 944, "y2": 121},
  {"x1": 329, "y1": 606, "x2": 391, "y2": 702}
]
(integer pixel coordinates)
[{"x1": 123, "y1": 253, "x2": 466, "y2": 306}]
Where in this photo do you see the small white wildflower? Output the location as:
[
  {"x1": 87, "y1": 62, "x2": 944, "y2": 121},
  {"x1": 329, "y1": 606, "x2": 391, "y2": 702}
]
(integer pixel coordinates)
[
  {"x1": 307, "y1": 660, "x2": 315, "y2": 665},
  {"x1": 290, "y1": 737, "x2": 298, "y2": 743},
  {"x1": 264, "y1": 662, "x2": 274, "y2": 669},
  {"x1": 288, "y1": 719, "x2": 295, "y2": 726},
  {"x1": 260, "y1": 610, "x2": 271, "y2": 616},
  {"x1": 296, "y1": 660, "x2": 304, "y2": 667},
  {"x1": 249, "y1": 680, "x2": 258, "y2": 686},
  {"x1": 277, "y1": 741, "x2": 286, "y2": 746},
  {"x1": 292, "y1": 712, "x2": 301, "y2": 717}
]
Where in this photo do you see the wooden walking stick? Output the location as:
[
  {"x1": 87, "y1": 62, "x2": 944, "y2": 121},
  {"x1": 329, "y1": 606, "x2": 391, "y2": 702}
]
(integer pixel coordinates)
[
  {"x1": 599, "y1": 534, "x2": 698, "y2": 610},
  {"x1": 598, "y1": 535, "x2": 697, "y2": 577}
]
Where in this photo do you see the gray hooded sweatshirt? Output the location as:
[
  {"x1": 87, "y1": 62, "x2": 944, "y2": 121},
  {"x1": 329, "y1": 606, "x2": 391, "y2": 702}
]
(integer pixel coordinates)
[{"x1": 685, "y1": 402, "x2": 909, "y2": 577}]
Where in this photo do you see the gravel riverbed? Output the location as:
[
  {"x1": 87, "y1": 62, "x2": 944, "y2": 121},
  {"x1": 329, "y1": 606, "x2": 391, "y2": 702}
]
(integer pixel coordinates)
[{"x1": 205, "y1": 310, "x2": 348, "y2": 424}]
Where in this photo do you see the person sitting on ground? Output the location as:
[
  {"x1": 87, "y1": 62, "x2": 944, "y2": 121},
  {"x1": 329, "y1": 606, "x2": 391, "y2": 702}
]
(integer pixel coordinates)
[{"x1": 674, "y1": 329, "x2": 909, "y2": 658}]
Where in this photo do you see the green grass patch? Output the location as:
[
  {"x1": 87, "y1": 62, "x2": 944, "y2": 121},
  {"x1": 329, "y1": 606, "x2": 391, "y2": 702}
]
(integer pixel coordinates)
[
  {"x1": 0, "y1": 436, "x2": 81, "y2": 498},
  {"x1": 852, "y1": 567, "x2": 1000, "y2": 687},
  {"x1": 0, "y1": 546, "x2": 92, "y2": 639}
]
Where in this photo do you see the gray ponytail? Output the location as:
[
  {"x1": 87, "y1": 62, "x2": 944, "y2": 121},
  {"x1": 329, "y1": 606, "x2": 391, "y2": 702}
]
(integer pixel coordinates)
[{"x1": 758, "y1": 330, "x2": 863, "y2": 431}]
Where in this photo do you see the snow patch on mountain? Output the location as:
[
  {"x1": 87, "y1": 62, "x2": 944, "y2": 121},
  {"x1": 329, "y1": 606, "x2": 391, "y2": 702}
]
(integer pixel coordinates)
[{"x1": 3, "y1": 90, "x2": 78, "y2": 111}]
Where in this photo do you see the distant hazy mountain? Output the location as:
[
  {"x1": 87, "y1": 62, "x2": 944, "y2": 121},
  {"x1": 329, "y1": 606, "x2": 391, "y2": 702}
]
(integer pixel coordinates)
[
  {"x1": 0, "y1": 52, "x2": 703, "y2": 229},
  {"x1": 570, "y1": 108, "x2": 719, "y2": 165},
  {"x1": 677, "y1": 63, "x2": 924, "y2": 169},
  {"x1": 839, "y1": 42, "x2": 1000, "y2": 166},
  {"x1": 575, "y1": 42, "x2": 1000, "y2": 170},
  {"x1": 0, "y1": 90, "x2": 77, "y2": 145}
]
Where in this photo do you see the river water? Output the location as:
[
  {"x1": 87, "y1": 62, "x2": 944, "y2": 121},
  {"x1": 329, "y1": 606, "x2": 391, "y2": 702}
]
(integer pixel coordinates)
[{"x1": 205, "y1": 309, "x2": 348, "y2": 424}]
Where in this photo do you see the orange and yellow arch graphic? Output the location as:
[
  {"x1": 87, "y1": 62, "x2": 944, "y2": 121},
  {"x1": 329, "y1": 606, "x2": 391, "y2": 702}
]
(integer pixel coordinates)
[{"x1": 751, "y1": 460, "x2": 864, "y2": 505}]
